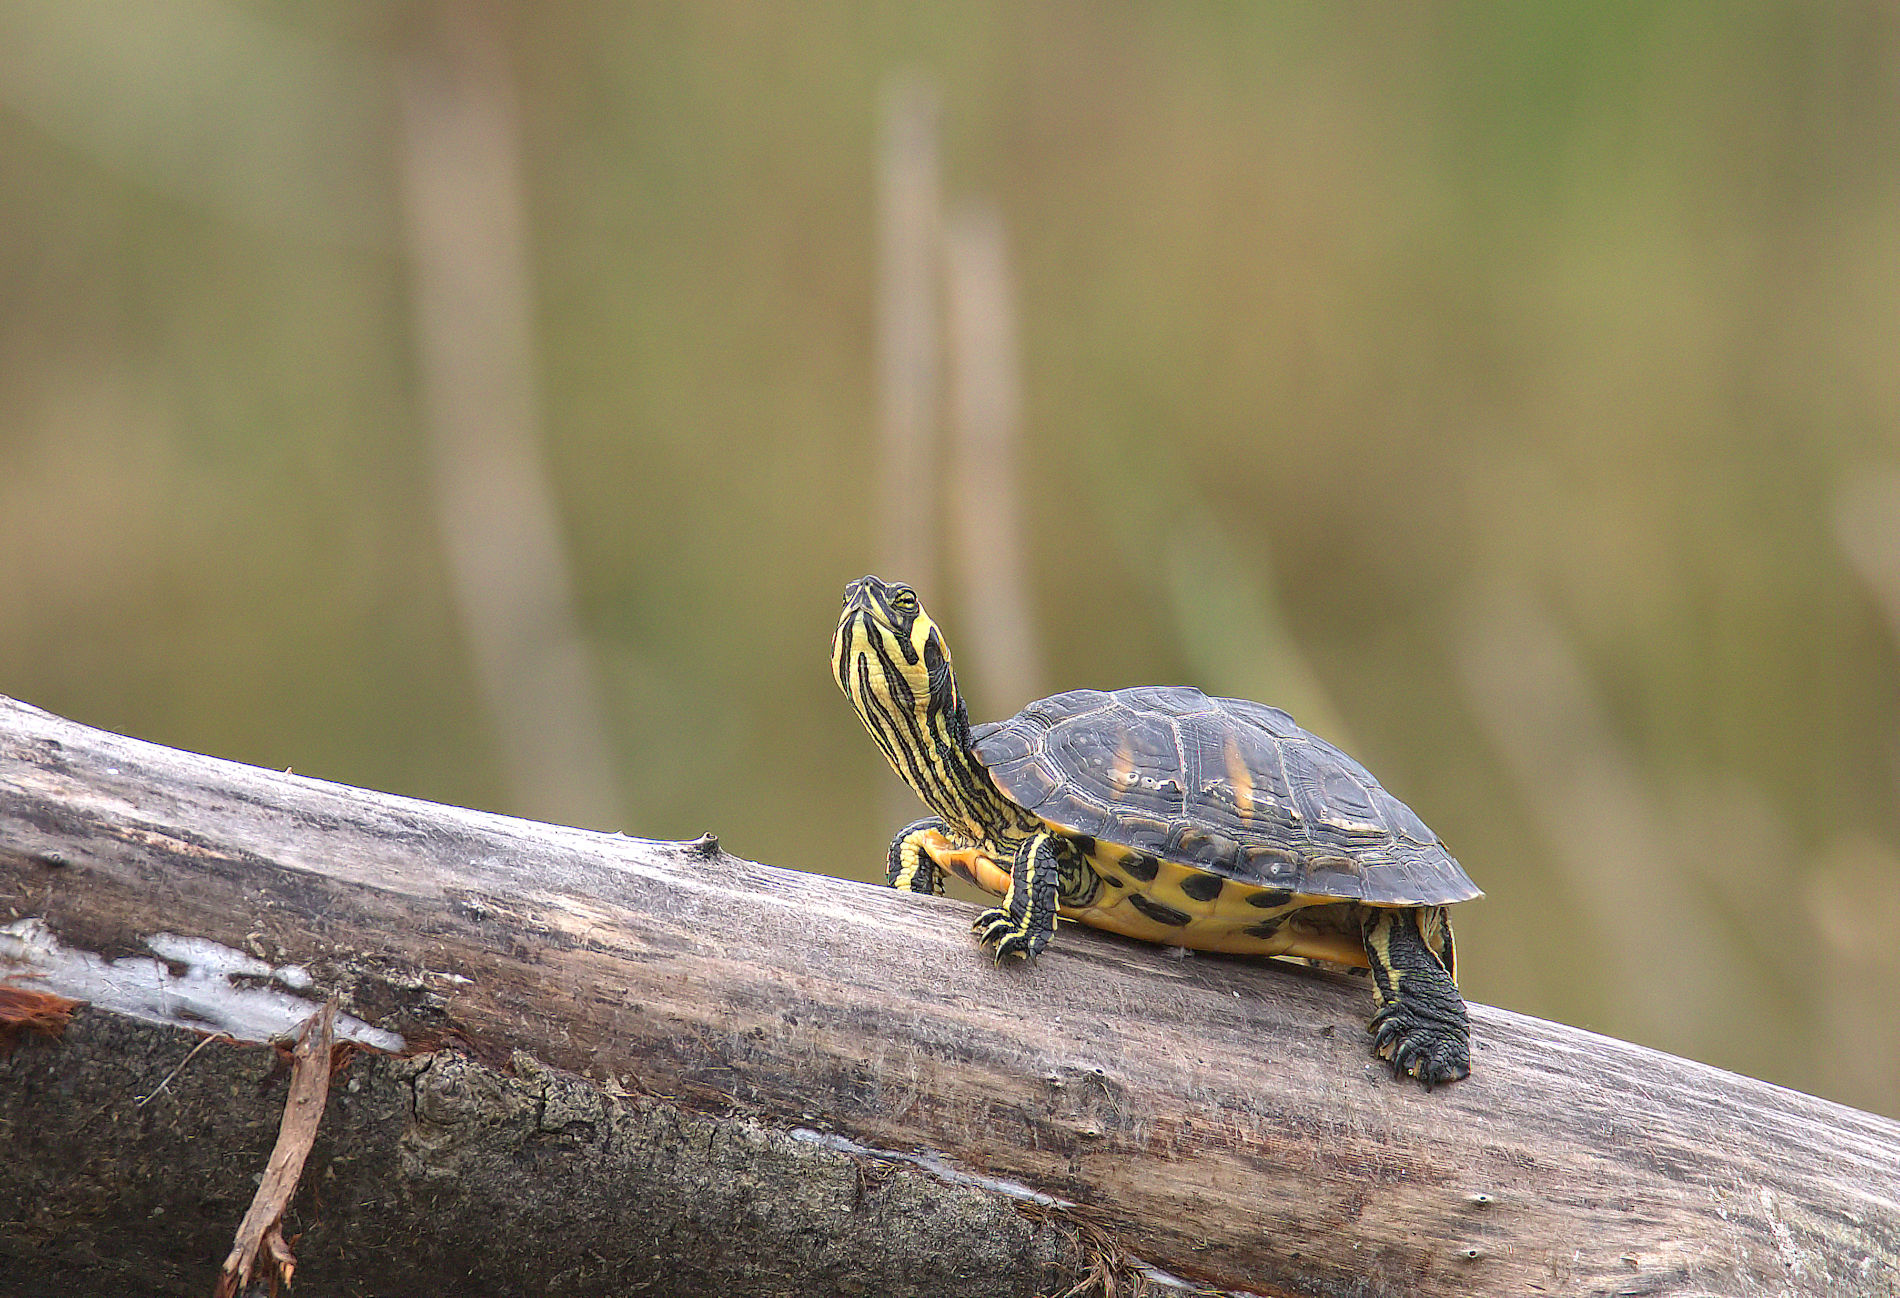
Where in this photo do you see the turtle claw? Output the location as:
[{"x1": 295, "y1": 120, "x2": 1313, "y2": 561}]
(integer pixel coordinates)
[
  {"x1": 1369, "y1": 1002, "x2": 1470, "y2": 1088},
  {"x1": 973, "y1": 907, "x2": 1047, "y2": 961}
]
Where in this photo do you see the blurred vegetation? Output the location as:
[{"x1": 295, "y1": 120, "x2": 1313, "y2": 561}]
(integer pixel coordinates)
[{"x1": 2, "y1": 2, "x2": 1897, "y2": 1117}]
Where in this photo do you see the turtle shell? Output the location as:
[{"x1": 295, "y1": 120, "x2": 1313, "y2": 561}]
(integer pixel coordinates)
[{"x1": 971, "y1": 686, "x2": 1480, "y2": 907}]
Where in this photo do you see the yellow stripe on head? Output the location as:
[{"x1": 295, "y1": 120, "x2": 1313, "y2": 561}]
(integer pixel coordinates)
[
  {"x1": 833, "y1": 576, "x2": 1018, "y2": 843},
  {"x1": 833, "y1": 576, "x2": 952, "y2": 726}
]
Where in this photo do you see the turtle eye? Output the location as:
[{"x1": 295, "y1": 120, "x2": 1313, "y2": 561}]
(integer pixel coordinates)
[{"x1": 889, "y1": 587, "x2": 920, "y2": 615}]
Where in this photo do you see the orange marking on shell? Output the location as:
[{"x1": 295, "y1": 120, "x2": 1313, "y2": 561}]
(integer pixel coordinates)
[{"x1": 1224, "y1": 735, "x2": 1255, "y2": 817}]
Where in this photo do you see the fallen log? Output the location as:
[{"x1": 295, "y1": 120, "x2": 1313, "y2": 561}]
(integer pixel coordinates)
[{"x1": 1, "y1": 694, "x2": 1896, "y2": 1296}]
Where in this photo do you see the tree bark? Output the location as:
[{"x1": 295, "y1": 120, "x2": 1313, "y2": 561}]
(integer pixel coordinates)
[{"x1": 1, "y1": 695, "x2": 1896, "y2": 1297}]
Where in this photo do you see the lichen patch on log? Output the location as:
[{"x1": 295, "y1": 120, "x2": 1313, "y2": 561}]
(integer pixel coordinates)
[{"x1": 0, "y1": 916, "x2": 402, "y2": 1050}]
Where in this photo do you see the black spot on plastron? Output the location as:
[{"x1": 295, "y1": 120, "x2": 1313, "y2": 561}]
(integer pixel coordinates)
[
  {"x1": 1178, "y1": 871, "x2": 1225, "y2": 903},
  {"x1": 1246, "y1": 888, "x2": 1296, "y2": 909},
  {"x1": 1126, "y1": 893, "x2": 1192, "y2": 927},
  {"x1": 1119, "y1": 852, "x2": 1160, "y2": 883},
  {"x1": 1244, "y1": 919, "x2": 1285, "y2": 939},
  {"x1": 948, "y1": 859, "x2": 977, "y2": 885},
  {"x1": 1100, "y1": 874, "x2": 1126, "y2": 889}
]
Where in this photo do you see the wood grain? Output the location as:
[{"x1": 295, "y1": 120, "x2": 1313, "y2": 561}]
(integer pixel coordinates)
[{"x1": 1, "y1": 695, "x2": 1895, "y2": 1296}]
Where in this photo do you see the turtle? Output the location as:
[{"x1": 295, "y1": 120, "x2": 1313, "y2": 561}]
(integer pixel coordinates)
[{"x1": 832, "y1": 575, "x2": 1480, "y2": 1086}]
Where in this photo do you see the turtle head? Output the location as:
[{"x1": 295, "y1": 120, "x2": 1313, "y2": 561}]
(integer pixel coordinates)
[
  {"x1": 835, "y1": 576, "x2": 1028, "y2": 842},
  {"x1": 833, "y1": 576, "x2": 964, "y2": 734}
]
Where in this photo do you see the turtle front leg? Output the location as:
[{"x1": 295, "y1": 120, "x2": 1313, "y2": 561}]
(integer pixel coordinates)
[
  {"x1": 887, "y1": 817, "x2": 952, "y2": 895},
  {"x1": 973, "y1": 832, "x2": 1062, "y2": 961},
  {"x1": 1362, "y1": 906, "x2": 1470, "y2": 1087}
]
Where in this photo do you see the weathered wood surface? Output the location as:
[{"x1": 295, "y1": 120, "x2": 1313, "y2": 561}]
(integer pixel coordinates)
[
  {"x1": 2, "y1": 1010, "x2": 1080, "y2": 1297},
  {"x1": 1, "y1": 695, "x2": 1897, "y2": 1296}
]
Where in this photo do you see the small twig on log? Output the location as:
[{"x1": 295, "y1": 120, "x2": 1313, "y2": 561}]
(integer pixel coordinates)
[
  {"x1": 214, "y1": 999, "x2": 339, "y2": 1298},
  {"x1": 135, "y1": 1031, "x2": 231, "y2": 1108}
]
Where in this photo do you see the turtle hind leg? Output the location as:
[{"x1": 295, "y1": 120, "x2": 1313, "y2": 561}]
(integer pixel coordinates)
[
  {"x1": 974, "y1": 832, "x2": 1061, "y2": 961},
  {"x1": 1362, "y1": 906, "x2": 1471, "y2": 1087}
]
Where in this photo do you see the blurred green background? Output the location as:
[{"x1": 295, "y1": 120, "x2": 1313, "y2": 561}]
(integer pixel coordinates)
[{"x1": 2, "y1": 2, "x2": 1897, "y2": 1117}]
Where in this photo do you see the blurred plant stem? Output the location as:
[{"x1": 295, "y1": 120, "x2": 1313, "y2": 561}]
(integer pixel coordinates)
[
  {"x1": 872, "y1": 82, "x2": 1043, "y2": 791},
  {"x1": 397, "y1": 2, "x2": 619, "y2": 829},
  {"x1": 947, "y1": 199, "x2": 1042, "y2": 714},
  {"x1": 876, "y1": 74, "x2": 941, "y2": 596}
]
